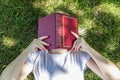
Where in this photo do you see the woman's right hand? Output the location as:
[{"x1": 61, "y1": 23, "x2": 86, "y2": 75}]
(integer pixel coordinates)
[
  {"x1": 31, "y1": 36, "x2": 50, "y2": 50},
  {"x1": 71, "y1": 31, "x2": 90, "y2": 53}
]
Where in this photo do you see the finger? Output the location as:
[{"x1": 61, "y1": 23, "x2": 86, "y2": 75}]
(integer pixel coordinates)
[
  {"x1": 74, "y1": 40, "x2": 80, "y2": 51},
  {"x1": 72, "y1": 37, "x2": 82, "y2": 47},
  {"x1": 76, "y1": 43, "x2": 82, "y2": 51},
  {"x1": 38, "y1": 45, "x2": 46, "y2": 50},
  {"x1": 37, "y1": 45, "x2": 46, "y2": 50},
  {"x1": 75, "y1": 38, "x2": 82, "y2": 48},
  {"x1": 35, "y1": 39, "x2": 50, "y2": 46},
  {"x1": 38, "y1": 36, "x2": 49, "y2": 40},
  {"x1": 71, "y1": 31, "x2": 79, "y2": 39},
  {"x1": 35, "y1": 41, "x2": 47, "y2": 50},
  {"x1": 77, "y1": 38, "x2": 84, "y2": 51},
  {"x1": 71, "y1": 40, "x2": 77, "y2": 50},
  {"x1": 72, "y1": 38, "x2": 82, "y2": 51}
]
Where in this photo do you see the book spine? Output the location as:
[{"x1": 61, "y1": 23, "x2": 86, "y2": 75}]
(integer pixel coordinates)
[{"x1": 56, "y1": 14, "x2": 62, "y2": 48}]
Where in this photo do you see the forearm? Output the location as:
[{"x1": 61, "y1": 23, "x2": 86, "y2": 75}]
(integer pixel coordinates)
[
  {"x1": 0, "y1": 43, "x2": 35, "y2": 80},
  {"x1": 71, "y1": 32, "x2": 120, "y2": 79},
  {"x1": 17, "y1": 62, "x2": 33, "y2": 80},
  {"x1": 13, "y1": 38, "x2": 48, "y2": 80},
  {"x1": 15, "y1": 42, "x2": 36, "y2": 80},
  {"x1": 87, "y1": 58, "x2": 106, "y2": 80},
  {"x1": 87, "y1": 46, "x2": 120, "y2": 80},
  {"x1": 7, "y1": 41, "x2": 36, "y2": 80},
  {"x1": 20, "y1": 43, "x2": 36, "y2": 57},
  {"x1": 0, "y1": 37, "x2": 48, "y2": 80}
]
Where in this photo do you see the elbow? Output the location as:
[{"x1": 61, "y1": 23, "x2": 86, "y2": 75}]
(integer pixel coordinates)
[
  {"x1": 12, "y1": 78, "x2": 15, "y2": 80},
  {"x1": 111, "y1": 75, "x2": 120, "y2": 80},
  {"x1": 105, "y1": 73, "x2": 120, "y2": 80},
  {"x1": 108, "y1": 77, "x2": 120, "y2": 80},
  {"x1": 105, "y1": 65, "x2": 120, "y2": 80}
]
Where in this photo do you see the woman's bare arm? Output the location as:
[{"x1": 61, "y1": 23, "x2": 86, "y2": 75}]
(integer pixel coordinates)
[
  {"x1": 71, "y1": 31, "x2": 120, "y2": 80},
  {"x1": 17, "y1": 62, "x2": 33, "y2": 80},
  {"x1": 86, "y1": 58, "x2": 106, "y2": 80},
  {"x1": 0, "y1": 36, "x2": 49, "y2": 80}
]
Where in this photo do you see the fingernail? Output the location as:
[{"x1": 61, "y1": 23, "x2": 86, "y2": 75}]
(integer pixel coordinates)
[
  {"x1": 71, "y1": 47, "x2": 75, "y2": 50},
  {"x1": 48, "y1": 43, "x2": 51, "y2": 46},
  {"x1": 80, "y1": 46, "x2": 82, "y2": 48},
  {"x1": 45, "y1": 36, "x2": 49, "y2": 39},
  {"x1": 47, "y1": 36, "x2": 50, "y2": 38},
  {"x1": 73, "y1": 48, "x2": 75, "y2": 50},
  {"x1": 37, "y1": 48, "x2": 41, "y2": 51},
  {"x1": 45, "y1": 48, "x2": 48, "y2": 50}
]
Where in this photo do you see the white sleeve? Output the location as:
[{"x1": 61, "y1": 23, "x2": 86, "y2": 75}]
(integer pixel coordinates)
[
  {"x1": 78, "y1": 51, "x2": 91, "y2": 70},
  {"x1": 81, "y1": 52, "x2": 91, "y2": 64},
  {"x1": 26, "y1": 50, "x2": 39, "y2": 66}
]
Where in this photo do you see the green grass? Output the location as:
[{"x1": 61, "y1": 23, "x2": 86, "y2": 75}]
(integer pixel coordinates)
[{"x1": 0, "y1": 0, "x2": 120, "y2": 80}]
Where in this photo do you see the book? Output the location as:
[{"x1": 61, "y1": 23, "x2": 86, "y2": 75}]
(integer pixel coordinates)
[{"x1": 38, "y1": 13, "x2": 78, "y2": 49}]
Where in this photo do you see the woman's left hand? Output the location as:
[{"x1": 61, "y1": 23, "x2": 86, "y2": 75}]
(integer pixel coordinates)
[{"x1": 71, "y1": 31, "x2": 90, "y2": 52}]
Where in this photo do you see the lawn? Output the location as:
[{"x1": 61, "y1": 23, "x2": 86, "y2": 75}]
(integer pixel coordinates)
[{"x1": 0, "y1": 0, "x2": 120, "y2": 80}]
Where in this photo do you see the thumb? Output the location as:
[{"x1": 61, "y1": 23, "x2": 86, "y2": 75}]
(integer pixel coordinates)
[{"x1": 71, "y1": 31, "x2": 79, "y2": 39}]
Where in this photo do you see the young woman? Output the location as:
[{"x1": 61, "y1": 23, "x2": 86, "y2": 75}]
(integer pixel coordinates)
[{"x1": 16, "y1": 32, "x2": 120, "y2": 80}]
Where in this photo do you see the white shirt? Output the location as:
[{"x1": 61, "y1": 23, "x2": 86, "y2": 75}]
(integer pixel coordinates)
[{"x1": 26, "y1": 50, "x2": 90, "y2": 80}]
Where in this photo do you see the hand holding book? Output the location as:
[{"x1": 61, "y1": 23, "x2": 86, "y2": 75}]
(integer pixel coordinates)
[
  {"x1": 31, "y1": 36, "x2": 50, "y2": 50},
  {"x1": 71, "y1": 31, "x2": 120, "y2": 80},
  {"x1": 71, "y1": 31, "x2": 90, "y2": 53}
]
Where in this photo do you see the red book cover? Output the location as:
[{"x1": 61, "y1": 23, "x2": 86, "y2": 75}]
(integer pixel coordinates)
[{"x1": 38, "y1": 13, "x2": 78, "y2": 49}]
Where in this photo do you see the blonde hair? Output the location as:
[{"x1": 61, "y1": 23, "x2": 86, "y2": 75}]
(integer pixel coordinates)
[{"x1": 55, "y1": 10, "x2": 69, "y2": 15}]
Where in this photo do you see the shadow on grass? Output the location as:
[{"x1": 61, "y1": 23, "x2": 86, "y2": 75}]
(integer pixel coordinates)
[
  {"x1": 0, "y1": 0, "x2": 48, "y2": 75},
  {"x1": 86, "y1": 11, "x2": 120, "y2": 61},
  {"x1": 83, "y1": 7, "x2": 120, "y2": 80}
]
